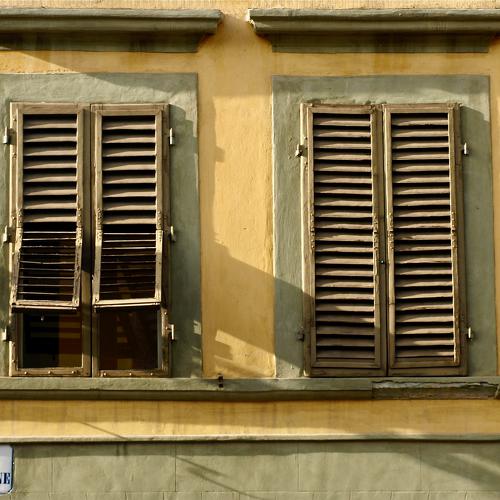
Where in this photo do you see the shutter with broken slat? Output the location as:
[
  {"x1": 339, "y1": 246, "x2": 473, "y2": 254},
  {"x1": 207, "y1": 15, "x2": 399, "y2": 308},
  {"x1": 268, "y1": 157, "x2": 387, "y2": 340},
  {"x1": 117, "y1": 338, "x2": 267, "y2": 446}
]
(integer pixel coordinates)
[
  {"x1": 10, "y1": 104, "x2": 83, "y2": 311},
  {"x1": 93, "y1": 105, "x2": 166, "y2": 308},
  {"x1": 384, "y1": 104, "x2": 466, "y2": 375},
  {"x1": 304, "y1": 104, "x2": 385, "y2": 376}
]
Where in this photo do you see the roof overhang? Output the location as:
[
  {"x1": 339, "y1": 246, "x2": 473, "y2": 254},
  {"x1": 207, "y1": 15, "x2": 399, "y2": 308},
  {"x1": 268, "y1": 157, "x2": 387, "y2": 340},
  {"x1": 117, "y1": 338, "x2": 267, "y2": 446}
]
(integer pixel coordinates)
[
  {"x1": 0, "y1": 8, "x2": 223, "y2": 52},
  {"x1": 248, "y1": 9, "x2": 500, "y2": 53}
]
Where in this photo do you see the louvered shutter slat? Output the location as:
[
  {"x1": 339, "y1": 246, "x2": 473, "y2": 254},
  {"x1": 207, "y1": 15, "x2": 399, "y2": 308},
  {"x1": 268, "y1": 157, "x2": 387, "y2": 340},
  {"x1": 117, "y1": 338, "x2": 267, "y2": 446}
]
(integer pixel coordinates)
[
  {"x1": 391, "y1": 116, "x2": 448, "y2": 126},
  {"x1": 24, "y1": 133, "x2": 77, "y2": 143},
  {"x1": 314, "y1": 130, "x2": 372, "y2": 138},
  {"x1": 24, "y1": 146, "x2": 78, "y2": 156},
  {"x1": 102, "y1": 162, "x2": 156, "y2": 172},
  {"x1": 315, "y1": 141, "x2": 372, "y2": 150},
  {"x1": 103, "y1": 174, "x2": 155, "y2": 184},
  {"x1": 23, "y1": 117, "x2": 77, "y2": 129},
  {"x1": 315, "y1": 152, "x2": 373, "y2": 161},
  {"x1": 392, "y1": 129, "x2": 449, "y2": 138},
  {"x1": 23, "y1": 160, "x2": 77, "y2": 170},
  {"x1": 10, "y1": 105, "x2": 83, "y2": 311},
  {"x1": 393, "y1": 164, "x2": 450, "y2": 173},
  {"x1": 93, "y1": 105, "x2": 165, "y2": 309},
  {"x1": 102, "y1": 147, "x2": 156, "y2": 158},
  {"x1": 102, "y1": 133, "x2": 156, "y2": 143},
  {"x1": 385, "y1": 105, "x2": 464, "y2": 374},
  {"x1": 102, "y1": 118, "x2": 156, "y2": 131},
  {"x1": 306, "y1": 106, "x2": 384, "y2": 375},
  {"x1": 314, "y1": 116, "x2": 371, "y2": 127}
]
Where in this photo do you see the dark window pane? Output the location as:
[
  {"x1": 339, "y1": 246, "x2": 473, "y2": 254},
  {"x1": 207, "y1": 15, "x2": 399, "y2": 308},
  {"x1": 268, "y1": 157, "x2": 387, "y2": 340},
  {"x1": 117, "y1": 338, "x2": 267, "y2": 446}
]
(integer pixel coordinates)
[
  {"x1": 22, "y1": 312, "x2": 82, "y2": 368},
  {"x1": 99, "y1": 225, "x2": 157, "y2": 301},
  {"x1": 99, "y1": 308, "x2": 158, "y2": 370}
]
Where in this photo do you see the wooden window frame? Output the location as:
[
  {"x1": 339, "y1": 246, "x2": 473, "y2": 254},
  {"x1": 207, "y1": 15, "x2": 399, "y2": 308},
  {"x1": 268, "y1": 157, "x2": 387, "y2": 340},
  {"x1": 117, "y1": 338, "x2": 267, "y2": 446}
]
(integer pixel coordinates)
[
  {"x1": 303, "y1": 102, "x2": 467, "y2": 377},
  {"x1": 9, "y1": 102, "x2": 170, "y2": 378}
]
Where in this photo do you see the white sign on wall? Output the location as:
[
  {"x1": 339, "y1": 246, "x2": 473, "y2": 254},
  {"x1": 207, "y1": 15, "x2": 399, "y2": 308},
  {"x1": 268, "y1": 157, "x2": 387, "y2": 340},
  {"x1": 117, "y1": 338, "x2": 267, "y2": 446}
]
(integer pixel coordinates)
[{"x1": 0, "y1": 446, "x2": 12, "y2": 494}]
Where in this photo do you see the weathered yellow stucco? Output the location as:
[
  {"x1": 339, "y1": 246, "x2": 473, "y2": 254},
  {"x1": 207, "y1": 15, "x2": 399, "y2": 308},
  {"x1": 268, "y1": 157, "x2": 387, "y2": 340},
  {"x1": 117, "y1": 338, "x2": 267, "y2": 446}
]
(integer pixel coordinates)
[
  {"x1": 0, "y1": 399, "x2": 499, "y2": 441},
  {"x1": 0, "y1": 0, "x2": 500, "y2": 438}
]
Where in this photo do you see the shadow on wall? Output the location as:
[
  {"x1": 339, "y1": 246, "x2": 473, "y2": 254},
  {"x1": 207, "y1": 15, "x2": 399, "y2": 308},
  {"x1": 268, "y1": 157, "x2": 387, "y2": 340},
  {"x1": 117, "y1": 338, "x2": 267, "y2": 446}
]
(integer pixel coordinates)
[{"x1": 202, "y1": 241, "x2": 306, "y2": 378}]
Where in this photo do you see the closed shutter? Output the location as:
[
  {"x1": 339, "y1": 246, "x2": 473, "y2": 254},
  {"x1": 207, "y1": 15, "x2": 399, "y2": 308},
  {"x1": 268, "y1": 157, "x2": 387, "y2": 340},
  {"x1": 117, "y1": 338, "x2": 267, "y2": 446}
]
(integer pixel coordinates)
[
  {"x1": 304, "y1": 104, "x2": 385, "y2": 376},
  {"x1": 384, "y1": 104, "x2": 466, "y2": 375},
  {"x1": 10, "y1": 104, "x2": 84, "y2": 311},
  {"x1": 92, "y1": 104, "x2": 167, "y2": 309}
]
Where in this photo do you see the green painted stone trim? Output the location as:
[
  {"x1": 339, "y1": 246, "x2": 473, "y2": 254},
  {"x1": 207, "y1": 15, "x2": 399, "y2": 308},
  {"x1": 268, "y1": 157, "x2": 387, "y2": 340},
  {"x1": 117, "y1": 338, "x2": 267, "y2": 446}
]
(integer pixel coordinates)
[
  {"x1": 248, "y1": 9, "x2": 500, "y2": 53},
  {"x1": 0, "y1": 73, "x2": 202, "y2": 378},
  {"x1": 0, "y1": 8, "x2": 223, "y2": 52},
  {"x1": 5, "y1": 434, "x2": 500, "y2": 442},
  {"x1": 0, "y1": 377, "x2": 497, "y2": 400},
  {"x1": 273, "y1": 75, "x2": 496, "y2": 378}
]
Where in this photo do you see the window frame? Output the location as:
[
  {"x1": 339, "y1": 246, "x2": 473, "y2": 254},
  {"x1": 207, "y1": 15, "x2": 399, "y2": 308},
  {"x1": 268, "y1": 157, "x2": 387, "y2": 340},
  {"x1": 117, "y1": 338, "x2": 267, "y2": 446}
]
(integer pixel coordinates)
[{"x1": 8, "y1": 102, "x2": 171, "y2": 378}]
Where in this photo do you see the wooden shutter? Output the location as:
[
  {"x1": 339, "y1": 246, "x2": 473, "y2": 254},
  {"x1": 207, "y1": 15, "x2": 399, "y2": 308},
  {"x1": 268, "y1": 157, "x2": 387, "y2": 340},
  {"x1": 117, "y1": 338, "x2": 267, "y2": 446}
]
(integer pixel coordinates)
[
  {"x1": 10, "y1": 104, "x2": 83, "y2": 311},
  {"x1": 92, "y1": 104, "x2": 166, "y2": 309},
  {"x1": 384, "y1": 104, "x2": 466, "y2": 375},
  {"x1": 304, "y1": 104, "x2": 386, "y2": 376}
]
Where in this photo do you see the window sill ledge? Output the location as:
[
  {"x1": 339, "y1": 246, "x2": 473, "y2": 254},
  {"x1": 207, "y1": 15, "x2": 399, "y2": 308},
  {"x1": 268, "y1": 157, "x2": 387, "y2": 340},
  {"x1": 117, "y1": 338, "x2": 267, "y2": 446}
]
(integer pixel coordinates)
[
  {"x1": 0, "y1": 8, "x2": 223, "y2": 52},
  {"x1": 248, "y1": 8, "x2": 500, "y2": 53},
  {"x1": 0, "y1": 376, "x2": 498, "y2": 400}
]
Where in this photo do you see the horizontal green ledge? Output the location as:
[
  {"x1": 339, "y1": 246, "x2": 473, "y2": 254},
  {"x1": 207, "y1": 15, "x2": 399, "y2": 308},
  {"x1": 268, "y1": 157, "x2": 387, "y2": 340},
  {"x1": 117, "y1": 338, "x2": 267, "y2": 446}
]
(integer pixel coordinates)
[
  {"x1": 4, "y1": 434, "x2": 500, "y2": 443},
  {"x1": 247, "y1": 8, "x2": 500, "y2": 53},
  {"x1": 0, "y1": 8, "x2": 223, "y2": 52},
  {"x1": 0, "y1": 377, "x2": 498, "y2": 400}
]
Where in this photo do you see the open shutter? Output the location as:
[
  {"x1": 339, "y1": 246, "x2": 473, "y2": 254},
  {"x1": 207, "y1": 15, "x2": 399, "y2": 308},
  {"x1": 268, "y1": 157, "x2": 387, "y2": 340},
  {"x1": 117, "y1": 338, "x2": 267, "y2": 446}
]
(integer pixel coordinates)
[
  {"x1": 93, "y1": 104, "x2": 166, "y2": 309},
  {"x1": 10, "y1": 103, "x2": 83, "y2": 311},
  {"x1": 304, "y1": 104, "x2": 386, "y2": 376},
  {"x1": 384, "y1": 104, "x2": 466, "y2": 375}
]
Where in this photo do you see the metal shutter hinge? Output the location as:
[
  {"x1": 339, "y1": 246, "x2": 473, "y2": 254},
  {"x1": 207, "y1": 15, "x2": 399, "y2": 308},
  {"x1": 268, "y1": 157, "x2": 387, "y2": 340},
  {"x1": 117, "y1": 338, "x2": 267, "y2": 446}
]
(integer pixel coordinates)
[
  {"x1": 2, "y1": 128, "x2": 12, "y2": 145},
  {"x1": 168, "y1": 226, "x2": 176, "y2": 242},
  {"x1": 462, "y1": 142, "x2": 468, "y2": 156},
  {"x1": 495, "y1": 386, "x2": 500, "y2": 400},
  {"x1": 1, "y1": 226, "x2": 14, "y2": 244},
  {"x1": 297, "y1": 327, "x2": 305, "y2": 341},
  {"x1": 169, "y1": 128, "x2": 175, "y2": 146},
  {"x1": 467, "y1": 326, "x2": 473, "y2": 340},
  {"x1": 168, "y1": 324, "x2": 176, "y2": 341},
  {"x1": 0, "y1": 326, "x2": 8, "y2": 342},
  {"x1": 295, "y1": 144, "x2": 305, "y2": 157}
]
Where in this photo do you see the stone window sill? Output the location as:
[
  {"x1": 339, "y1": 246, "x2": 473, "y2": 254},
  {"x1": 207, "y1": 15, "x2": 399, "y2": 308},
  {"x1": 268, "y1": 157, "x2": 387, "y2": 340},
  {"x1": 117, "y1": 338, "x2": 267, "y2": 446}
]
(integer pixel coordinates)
[{"x1": 0, "y1": 376, "x2": 498, "y2": 400}]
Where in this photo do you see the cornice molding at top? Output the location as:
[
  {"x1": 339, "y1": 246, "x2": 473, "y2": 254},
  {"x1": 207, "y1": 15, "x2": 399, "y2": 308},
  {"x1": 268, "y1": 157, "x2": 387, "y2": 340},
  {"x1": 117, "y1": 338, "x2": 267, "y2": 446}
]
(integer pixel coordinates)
[
  {"x1": 247, "y1": 8, "x2": 500, "y2": 53},
  {"x1": 0, "y1": 8, "x2": 224, "y2": 52}
]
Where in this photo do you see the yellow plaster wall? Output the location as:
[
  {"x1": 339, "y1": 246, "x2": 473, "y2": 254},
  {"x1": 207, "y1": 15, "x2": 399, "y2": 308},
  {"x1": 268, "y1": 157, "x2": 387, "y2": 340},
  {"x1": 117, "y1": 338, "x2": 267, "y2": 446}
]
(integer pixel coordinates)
[
  {"x1": 1, "y1": 400, "x2": 499, "y2": 440},
  {"x1": 0, "y1": 0, "x2": 500, "y2": 438}
]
